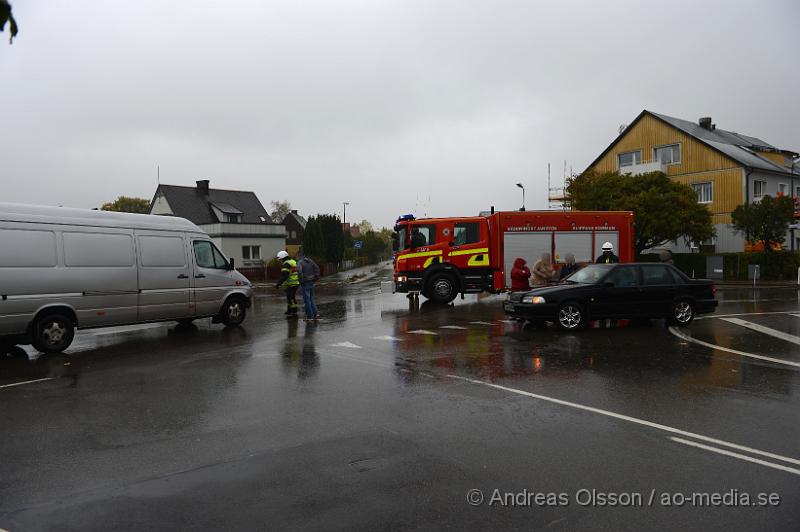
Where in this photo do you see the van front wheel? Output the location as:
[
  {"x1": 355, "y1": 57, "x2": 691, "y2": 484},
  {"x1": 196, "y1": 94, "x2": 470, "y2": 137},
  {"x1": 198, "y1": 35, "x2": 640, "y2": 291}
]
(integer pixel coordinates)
[
  {"x1": 32, "y1": 313, "x2": 75, "y2": 354},
  {"x1": 220, "y1": 297, "x2": 246, "y2": 327}
]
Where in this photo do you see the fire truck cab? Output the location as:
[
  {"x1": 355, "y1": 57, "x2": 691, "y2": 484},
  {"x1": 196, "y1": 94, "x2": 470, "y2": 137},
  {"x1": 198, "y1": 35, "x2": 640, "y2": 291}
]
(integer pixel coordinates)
[{"x1": 392, "y1": 211, "x2": 635, "y2": 304}]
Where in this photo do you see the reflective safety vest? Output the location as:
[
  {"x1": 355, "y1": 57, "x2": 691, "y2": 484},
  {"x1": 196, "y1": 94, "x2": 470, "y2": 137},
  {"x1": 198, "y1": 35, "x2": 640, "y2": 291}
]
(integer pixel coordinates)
[{"x1": 282, "y1": 259, "x2": 300, "y2": 287}]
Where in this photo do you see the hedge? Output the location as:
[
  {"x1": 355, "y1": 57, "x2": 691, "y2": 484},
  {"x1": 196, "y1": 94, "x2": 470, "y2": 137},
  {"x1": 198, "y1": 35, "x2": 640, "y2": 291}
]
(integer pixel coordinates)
[{"x1": 638, "y1": 252, "x2": 800, "y2": 281}]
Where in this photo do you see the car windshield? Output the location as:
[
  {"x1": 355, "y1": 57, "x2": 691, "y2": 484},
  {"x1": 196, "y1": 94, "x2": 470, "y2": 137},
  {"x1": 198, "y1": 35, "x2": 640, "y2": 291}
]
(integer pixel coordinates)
[{"x1": 564, "y1": 264, "x2": 614, "y2": 284}]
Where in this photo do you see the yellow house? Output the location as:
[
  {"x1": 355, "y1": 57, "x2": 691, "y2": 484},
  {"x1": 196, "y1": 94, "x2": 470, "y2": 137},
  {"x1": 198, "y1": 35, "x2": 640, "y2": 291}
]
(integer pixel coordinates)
[{"x1": 584, "y1": 110, "x2": 800, "y2": 252}]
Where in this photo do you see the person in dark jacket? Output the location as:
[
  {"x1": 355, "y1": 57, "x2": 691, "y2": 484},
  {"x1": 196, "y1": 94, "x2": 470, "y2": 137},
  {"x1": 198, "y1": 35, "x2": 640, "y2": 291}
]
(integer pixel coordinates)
[
  {"x1": 559, "y1": 253, "x2": 580, "y2": 280},
  {"x1": 510, "y1": 257, "x2": 531, "y2": 291},
  {"x1": 595, "y1": 242, "x2": 620, "y2": 264},
  {"x1": 297, "y1": 252, "x2": 321, "y2": 321}
]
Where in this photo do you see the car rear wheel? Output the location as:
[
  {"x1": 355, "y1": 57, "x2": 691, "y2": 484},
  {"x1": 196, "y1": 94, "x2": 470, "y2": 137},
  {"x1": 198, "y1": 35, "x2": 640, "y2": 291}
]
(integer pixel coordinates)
[
  {"x1": 220, "y1": 297, "x2": 247, "y2": 327},
  {"x1": 669, "y1": 300, "x2": 694, "y2": 326},
  {"x1": 427, "y1": 273, "x2": 458, "y2": 304},
  {"x1": 31, "y1": 313, "x2": 75, "y2": 354},
  {"x1": 556, "y1": 302, "x2": 584, "y2": 331}
]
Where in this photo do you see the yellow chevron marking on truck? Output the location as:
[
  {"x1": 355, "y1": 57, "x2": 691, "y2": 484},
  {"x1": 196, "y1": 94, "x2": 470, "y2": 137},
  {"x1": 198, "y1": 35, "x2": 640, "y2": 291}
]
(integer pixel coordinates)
[
  {"x1": 467, "y1": 254, "x2": 489, "y2": 266},
  {"x1": 449, "y1": 247, "x2": 489, "y2": 257},
  {"x1": 423, "y1": 256, "x2": 440, "y2": 268}
]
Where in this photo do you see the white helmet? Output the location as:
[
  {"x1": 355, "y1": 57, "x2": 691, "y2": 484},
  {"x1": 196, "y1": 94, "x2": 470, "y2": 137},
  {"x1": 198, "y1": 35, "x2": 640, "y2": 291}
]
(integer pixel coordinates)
[
  {"x1": 601, "y1": 242, "x2": 614, "y2": 252},
  {"x1": 276, "y1": 250, "x2": 289, "y2": 260}
]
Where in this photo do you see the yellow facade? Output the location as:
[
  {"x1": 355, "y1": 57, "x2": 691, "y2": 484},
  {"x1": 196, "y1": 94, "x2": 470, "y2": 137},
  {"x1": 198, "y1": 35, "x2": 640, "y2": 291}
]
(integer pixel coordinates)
[{"x1": 586, "y1": 114, "x2": 744, "y2": 224}]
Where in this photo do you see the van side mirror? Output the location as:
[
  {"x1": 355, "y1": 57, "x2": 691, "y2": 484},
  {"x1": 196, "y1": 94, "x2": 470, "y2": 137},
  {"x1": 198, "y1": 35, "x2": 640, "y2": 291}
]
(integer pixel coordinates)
[{"x1": 228, "y1": 258, "x2": 235, "y2": 270}]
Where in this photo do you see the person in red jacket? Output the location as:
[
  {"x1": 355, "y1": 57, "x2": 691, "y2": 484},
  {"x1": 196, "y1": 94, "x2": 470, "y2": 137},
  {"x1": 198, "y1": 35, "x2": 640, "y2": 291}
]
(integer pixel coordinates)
[{"x1": 510, "y1": 257, "x2": 532, "y2": 291}]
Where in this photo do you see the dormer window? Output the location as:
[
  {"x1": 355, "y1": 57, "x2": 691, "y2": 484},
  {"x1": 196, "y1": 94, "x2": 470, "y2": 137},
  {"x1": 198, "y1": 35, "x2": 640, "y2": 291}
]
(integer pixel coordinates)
[{"x1": 226, "y1": 214, "x2": 241, "y2": 223}]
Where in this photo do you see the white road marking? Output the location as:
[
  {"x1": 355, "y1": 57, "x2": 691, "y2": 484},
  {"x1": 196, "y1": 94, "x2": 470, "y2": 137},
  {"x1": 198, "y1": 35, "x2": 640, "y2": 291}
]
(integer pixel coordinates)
[
  {"x1": 668, "y1": 327, "x2": 800, "y2": 369},
  {"x1": 327, "y1": 352, "x2": 391, "y2": 369},
  {"x1": 330, "y1": 342, "x2": 362, "y2": 349},
  {"x1": 469, "y1": 321, "x2": 495, "y2": 325},
  {"x1": 720, "y1": 317, "x2": 800, "y2": 346},
  {"x1": 372, "y1": 335, "x2": 402, "y2": 341},
  {"x1": 0, "y1": 377, "x2": 56, "y2": 389},
  {"x1": 439, "y1": 325, "x2": 467, "y2": 330},
  {"x1": 409, "y1": 329, "x2": 438, "y2": 335},
  {"x1": 696, "y1": 311, "x2": 795, "y2": 321},
  {"x1": 446, "y1": 374, "x2": 800, "y2": 469},
  {"x1": 670, "y1": 437, "x2": 800, "y2": 476}
]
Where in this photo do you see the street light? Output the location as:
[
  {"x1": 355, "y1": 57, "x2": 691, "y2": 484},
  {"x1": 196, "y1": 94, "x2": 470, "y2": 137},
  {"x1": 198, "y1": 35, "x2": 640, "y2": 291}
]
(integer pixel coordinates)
[
  {"x1": 343, "y1": 202, "x2": 350, "y2": 226},
  {"x1": 516, "y1": 183, "x2": 525, "y2": 211}
]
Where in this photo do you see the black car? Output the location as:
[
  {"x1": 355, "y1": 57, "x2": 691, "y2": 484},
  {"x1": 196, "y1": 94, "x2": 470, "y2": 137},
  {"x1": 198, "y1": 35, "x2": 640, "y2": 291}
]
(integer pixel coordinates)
[{"x1": 503, "y1": 263, "x2": 718, "y2": 331}]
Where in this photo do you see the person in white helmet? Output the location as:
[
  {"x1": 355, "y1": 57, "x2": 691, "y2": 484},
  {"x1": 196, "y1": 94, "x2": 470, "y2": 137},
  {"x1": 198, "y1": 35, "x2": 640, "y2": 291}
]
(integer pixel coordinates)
[
  {"x1": 275, "y1": 250, "x2": 300, "y2": 316},
  {"x1": 595, "y1": 242, "x2": 619, "y2": 264}
]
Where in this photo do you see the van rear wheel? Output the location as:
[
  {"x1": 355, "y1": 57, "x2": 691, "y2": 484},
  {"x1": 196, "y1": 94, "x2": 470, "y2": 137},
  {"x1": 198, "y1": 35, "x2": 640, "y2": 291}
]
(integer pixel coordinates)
[
  {"x1": 220, "y1": 297, "x2": 246, "y2": 327},
  {"x1": 31, "y1": 313, "x2": 75, "y2": 354}
]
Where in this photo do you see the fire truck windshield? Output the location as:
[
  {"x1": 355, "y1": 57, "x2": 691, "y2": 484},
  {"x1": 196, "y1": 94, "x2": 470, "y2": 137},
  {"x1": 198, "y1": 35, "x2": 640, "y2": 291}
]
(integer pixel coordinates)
[{"x1": 393, "y1": 226, "x2": 408, "y2": 251}]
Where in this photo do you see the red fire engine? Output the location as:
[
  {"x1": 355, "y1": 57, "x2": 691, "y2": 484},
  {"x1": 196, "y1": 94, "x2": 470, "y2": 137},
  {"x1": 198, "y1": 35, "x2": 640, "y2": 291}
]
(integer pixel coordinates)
[{"x1": 392, "y1": 210, "x2": 635, "y2": 303}]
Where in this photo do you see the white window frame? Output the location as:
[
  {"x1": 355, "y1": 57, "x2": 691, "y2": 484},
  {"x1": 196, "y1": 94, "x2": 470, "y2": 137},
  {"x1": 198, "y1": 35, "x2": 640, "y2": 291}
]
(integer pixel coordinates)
[
  {"x1": 691, "y1": 182, "x2": 713, "y2": 204},
  {"x1": 653, "y1": 143, "x2": 681, "y2": 165},
  {"x1": 617, "y1": 150, "x2": 642, "y2": 169},
  {"x1": 242, "y1": 245, "x2": 261, "y2": 261},
  {"x1": 753, "y1": 180, "x2": 767, "y2": 200}
]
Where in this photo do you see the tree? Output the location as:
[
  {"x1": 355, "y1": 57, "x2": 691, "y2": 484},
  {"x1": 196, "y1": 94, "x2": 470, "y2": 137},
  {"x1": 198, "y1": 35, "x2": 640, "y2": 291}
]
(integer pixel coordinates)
[
  {"x1": 269, "y1": 200, "x2": 292, "y2": 224},
  {"x1": 0, "y1": 1, "x2": 18, "y2": 44},
  {"x1": 356, "y1": 219, "x2": 373, "y2": 234},
  {"x1": 301, "y1": 214, "x2": 345, "y2": 264},
  {"x1": 567, "y1": 171, "x2": 714, "y2": 254},
  {"x1": 731, "y1": 195, "x2": 794, "y2": 252},
  {"x1": 101, "y1": 196, "x2": 151, "y2": 214}
]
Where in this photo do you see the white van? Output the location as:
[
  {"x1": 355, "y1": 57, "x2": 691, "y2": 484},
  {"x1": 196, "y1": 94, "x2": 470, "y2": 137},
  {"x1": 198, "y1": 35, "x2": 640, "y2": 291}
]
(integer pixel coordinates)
[{"x1": 0, "y1": 202, "x2": 254, "y2": 354}]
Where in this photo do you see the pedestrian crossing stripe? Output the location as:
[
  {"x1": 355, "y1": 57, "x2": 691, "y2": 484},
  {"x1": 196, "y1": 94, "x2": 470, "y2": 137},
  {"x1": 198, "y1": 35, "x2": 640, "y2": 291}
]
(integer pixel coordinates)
[{"x1": 409, "y1": 329, "x2": 438, "y2": 335}]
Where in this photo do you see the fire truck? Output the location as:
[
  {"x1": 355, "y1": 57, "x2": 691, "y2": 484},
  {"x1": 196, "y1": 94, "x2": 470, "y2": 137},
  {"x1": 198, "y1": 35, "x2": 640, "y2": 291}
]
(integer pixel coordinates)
[{"x1": 392, "y1": 210, "x2": 635, "y2": 303}]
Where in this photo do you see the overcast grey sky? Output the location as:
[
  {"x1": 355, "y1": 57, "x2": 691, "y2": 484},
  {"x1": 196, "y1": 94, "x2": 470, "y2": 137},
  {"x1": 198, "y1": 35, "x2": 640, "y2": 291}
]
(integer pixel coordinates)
[{"x1": 2, "y1": 0, "x2": 798, "y2": 229}]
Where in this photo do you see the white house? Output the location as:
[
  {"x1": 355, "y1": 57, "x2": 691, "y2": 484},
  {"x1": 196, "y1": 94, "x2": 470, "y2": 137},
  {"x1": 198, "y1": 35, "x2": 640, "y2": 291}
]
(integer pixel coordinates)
[{"x1": 149, "y1": 180, "x2": 285, "y2": 267}]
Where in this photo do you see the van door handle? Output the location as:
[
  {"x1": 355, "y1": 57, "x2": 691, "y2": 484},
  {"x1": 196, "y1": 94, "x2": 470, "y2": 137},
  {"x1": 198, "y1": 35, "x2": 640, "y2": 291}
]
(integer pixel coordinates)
[
  {"x1": 177, "y1": 274, "x2": 189, "y2": 279},
  {"x1": 195, "y1": 274, "x2": 206, "y2": 279}
]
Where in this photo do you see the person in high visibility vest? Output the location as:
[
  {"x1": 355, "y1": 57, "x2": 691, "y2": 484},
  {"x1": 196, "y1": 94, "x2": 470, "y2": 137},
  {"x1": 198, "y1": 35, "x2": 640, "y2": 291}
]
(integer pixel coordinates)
[
  {"x1": 276, "y1": 250, "x2": 300, "y2": 317},
  {"x1": 595, "y1": 242, "x2": 620, "y2": 264}
]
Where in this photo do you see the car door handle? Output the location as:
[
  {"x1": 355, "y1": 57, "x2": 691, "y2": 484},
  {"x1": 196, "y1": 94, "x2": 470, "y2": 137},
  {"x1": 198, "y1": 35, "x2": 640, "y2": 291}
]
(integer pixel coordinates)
[
  {"x1": 195, "y1": 274, "x2": 206, "y2": 279},
  {"x1": 177, "y1": 274, "x2": 189, "y2": 279}
]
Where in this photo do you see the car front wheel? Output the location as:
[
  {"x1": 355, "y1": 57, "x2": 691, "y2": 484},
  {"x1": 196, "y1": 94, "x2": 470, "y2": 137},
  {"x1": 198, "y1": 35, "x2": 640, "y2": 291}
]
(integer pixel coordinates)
[
  {"x1": 220, "y1": 297, "x2": 247, "y2": 327},
  {"x1": 556, "y1": 302, "x2": 584, "y2": 331},
  {"x1": 669, "y1": 300, "x2": 695, "y2": 326}
]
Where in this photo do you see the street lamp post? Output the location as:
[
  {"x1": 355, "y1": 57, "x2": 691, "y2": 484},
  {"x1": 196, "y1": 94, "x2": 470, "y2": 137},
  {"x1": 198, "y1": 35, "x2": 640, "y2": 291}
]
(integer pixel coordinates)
[{"x1": 516, "y1": 183, "x2": 525, "y2": 211}]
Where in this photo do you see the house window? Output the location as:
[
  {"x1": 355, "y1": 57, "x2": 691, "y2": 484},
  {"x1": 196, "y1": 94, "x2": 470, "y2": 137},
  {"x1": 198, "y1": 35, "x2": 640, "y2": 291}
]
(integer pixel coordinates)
[
  {"x1": 654, "y1": 144, "x2": 681, "y2": 165},
  {"x1": 778, "y1": 183, "x2": 788, "y2": 196},
  {"x1": 289, "y1": 230, "x2": 297, "y2": 239},
  {"x1": 691, "y1": 182, "x2": 713, "y2": 204},
  {"x1": 753, "y1": 180, "x2": 767, "y2": 200},
  {"x1": 225, "y1": 214, "x2": 241, "y2": 223},
  {"x1": 795, "y1": 186, "x2": 800, "y2": 198},
  {"x1": 242, "y1": 245, "x2": 261, "y2": 261},
  {"x1": 618, "y1": 150, "x2": 642, "y2": 168}
]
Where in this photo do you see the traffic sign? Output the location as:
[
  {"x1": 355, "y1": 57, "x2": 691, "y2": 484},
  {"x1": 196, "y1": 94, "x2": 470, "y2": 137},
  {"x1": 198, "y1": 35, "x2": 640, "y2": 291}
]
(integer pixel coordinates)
[{"x1": 354, "y1": 240, "x2": 363, "y2": 249}]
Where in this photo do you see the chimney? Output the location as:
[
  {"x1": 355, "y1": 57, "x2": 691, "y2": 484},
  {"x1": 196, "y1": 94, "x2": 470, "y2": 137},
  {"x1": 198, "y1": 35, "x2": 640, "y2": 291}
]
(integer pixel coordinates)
[
  {"x1": 291, "y1": 209, "x2": 298, "y2": 214},
  {"x1": 196, "y1": 180, "x2": 210, "y2": 194},
  {"x1": 698, "y1": 117, "x2": 713, "y2": 130}
]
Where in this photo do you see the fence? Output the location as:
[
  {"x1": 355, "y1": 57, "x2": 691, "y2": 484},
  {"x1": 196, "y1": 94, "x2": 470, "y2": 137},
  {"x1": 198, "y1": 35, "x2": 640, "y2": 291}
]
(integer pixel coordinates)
[{"x1": 638, "y1": 251, "x2": 800, "y2": 281}]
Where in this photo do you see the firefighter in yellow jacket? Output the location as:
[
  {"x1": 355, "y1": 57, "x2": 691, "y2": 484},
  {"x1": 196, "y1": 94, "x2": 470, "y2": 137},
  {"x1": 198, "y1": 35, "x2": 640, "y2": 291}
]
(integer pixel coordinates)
[{"x1": 275, "y1": 251, "x2": 300, "y2": 317}]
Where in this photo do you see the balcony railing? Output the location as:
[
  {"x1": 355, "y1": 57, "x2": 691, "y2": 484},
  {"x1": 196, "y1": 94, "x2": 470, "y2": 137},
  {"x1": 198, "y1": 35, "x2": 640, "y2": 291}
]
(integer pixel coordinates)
[{"x1": 619, "y1": 159, "x2": 667, "y2": 175}]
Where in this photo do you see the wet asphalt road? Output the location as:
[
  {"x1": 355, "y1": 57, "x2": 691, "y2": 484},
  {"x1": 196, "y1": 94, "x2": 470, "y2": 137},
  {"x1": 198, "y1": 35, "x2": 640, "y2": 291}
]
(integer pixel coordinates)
[{"x1": 1, "y1": 267, "x2": 799, "y2": 531}]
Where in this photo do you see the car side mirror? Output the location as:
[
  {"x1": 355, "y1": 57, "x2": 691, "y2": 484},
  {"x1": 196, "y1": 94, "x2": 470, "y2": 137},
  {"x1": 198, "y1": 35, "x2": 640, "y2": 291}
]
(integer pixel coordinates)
[{"x1": 228, "y1": 258, "x2": 235, "y2": 270}]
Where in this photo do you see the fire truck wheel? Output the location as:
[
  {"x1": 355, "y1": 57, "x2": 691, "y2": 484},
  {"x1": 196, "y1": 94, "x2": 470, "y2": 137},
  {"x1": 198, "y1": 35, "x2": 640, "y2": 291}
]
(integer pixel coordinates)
[{"x1": 427, "y1": 273, "x2": 458, "y2": 304}]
